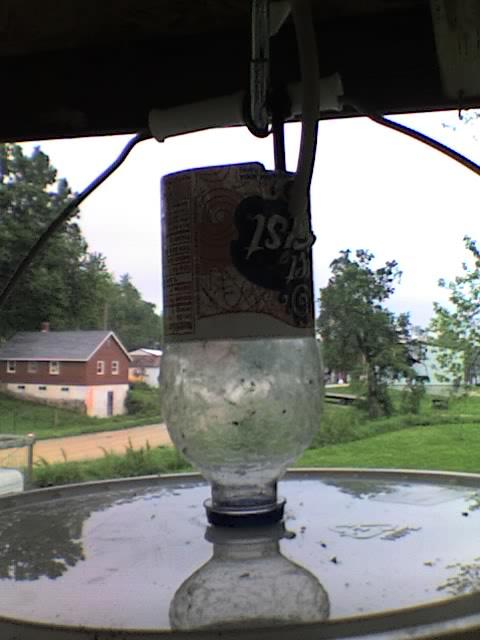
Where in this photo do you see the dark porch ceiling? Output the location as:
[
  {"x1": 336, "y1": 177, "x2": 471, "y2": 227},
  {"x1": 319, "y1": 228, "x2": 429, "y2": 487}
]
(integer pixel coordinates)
[{"x1": 0, "y1": 0, "x2": 479, "y2": 141}]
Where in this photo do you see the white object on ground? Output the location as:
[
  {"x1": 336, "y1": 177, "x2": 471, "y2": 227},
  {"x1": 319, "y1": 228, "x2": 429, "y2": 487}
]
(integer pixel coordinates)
[{"x1": 0, "y1": 468, "x2": 24, "y2": 495}]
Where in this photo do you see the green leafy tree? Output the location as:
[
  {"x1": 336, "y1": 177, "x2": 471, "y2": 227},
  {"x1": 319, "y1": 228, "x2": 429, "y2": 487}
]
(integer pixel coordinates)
[
  {"x1": 0, "y1": 144, "x2": 111, "y2": 336},
  {"x1": 318, "y1": 250, "x2": 420, "y2": 417},
  {"x1": 106, "y1": 274, "x2": 163, "y2": 350},
  {"x1": 0, "y1": 143, "x2": 163, "y2": 348},
  {"x1": 430, "y1": 236, "x2": 480, "y2": 386}
]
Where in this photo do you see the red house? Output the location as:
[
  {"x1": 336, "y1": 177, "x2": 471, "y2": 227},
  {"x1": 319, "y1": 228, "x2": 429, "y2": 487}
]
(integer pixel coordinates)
[{"x1": 0, "y1": 327, "x2": 131, "y2": 417}]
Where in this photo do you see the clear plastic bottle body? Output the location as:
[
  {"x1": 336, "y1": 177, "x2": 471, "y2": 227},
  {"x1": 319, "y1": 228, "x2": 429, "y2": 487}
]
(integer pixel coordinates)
[
  {"x1": 162, "y1": 336, "x2": 322, "y2": 511},
  {"x1": 161, "y1": 163, "x2": 322, "y2": 518}
]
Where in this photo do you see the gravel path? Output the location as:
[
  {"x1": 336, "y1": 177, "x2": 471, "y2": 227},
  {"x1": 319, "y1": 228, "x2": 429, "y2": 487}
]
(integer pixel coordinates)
[{"x1": 30, "y1": 423, "x2": 172, "y2": 464}]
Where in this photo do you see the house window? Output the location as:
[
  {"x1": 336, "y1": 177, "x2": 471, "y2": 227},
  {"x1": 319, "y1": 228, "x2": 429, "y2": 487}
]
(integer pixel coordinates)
[
  {"x1": 112, "y1": 361, "x2": 119, "y2": 375},
  {"x1": 17, "y1": 385, "x2": 25, "y2": 391},
  {"x1": 38, "y1": 386, "x2": 46, "y2": 391},
  {"x1": 28, "y1": 362, "x2": 38, "y2": 373},
  {"x1": 97, "y1": 361, "x2": 105, "y2": 375},
  {"x1": 49, "y1": 361, "x2": 60, "y2": 375},
  {"x1": 61, "y1": 387, "x2": 69, "y2": 392},
  {"x1": 6, "y1": 361, "x2": 16, "y2": 374}
]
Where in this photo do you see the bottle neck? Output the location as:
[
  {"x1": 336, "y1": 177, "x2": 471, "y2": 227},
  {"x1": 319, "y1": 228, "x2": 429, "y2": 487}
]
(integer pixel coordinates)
[
  {"x1": 213, "y1": 540, "x2": 280, "y2": 562},
  {"x1": 211, "y1": 480, "x2": 278, "y2": 511}
]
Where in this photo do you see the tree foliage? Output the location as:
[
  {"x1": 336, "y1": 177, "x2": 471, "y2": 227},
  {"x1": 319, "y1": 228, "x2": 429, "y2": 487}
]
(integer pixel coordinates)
[
  {"x1": 0, "y1": 143, "x2": 162, "y2": 349},
  {"x1": 430, "y1": 236, "x2": 480, "y2": 385},
  {"x1": 0, "y1": 144, "x2": 109, "y2": 335},
  {"x1": 318, "y1": 250, "x2": 421, "y2": 417},
  {"x1": 106, "y1": 274, "x2": 163, "y2": 351}
]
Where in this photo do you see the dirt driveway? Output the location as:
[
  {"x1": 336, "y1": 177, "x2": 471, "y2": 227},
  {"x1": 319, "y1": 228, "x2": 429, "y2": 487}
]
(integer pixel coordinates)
[{"x1": 30, "y1": 423, "x2": 172, "y2": 465}]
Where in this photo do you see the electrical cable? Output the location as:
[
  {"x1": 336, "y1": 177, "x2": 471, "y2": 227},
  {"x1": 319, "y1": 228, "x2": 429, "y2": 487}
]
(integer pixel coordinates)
[
  {"x1": 290, "y1": 0, "x2": 320, "y2": 223},
  {"x1": 347, "y1": 101, "x2": 480, "y2": 177},
  {"x1": 0, "y1": 130, "x2": 152, "y2": 309}
]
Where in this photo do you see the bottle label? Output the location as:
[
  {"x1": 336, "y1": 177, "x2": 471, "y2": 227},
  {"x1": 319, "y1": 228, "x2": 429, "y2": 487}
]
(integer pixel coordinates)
[{"x1": 161, "y1": 163, "x2": 315, "y2": 341}]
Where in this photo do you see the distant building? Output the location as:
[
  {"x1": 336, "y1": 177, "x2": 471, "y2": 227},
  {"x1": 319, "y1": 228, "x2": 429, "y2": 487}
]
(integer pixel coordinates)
[
  {"x1": 128, "y1": 348, "x2": 162, "y2": 387},
  {"x1": 413, "y1": 344, "x2": 464, "y2": 394},
  {"x1": 392, "y1": 342, "x2": 463, "y2": 396},
  {"x1": 0, "y1": 325, "x2": 131, "y2": 417}
]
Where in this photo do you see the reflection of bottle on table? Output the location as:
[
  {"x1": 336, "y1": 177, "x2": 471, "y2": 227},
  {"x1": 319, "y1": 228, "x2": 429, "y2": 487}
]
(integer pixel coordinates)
[{"x1": 169, "y1": 523, "x2": 330, "y2": 631}]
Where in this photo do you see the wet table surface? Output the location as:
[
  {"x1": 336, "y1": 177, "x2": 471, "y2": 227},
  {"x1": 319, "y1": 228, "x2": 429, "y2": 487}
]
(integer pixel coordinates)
[{"x1": 0, "y1": 470, "x2": 479, "y2": 633}]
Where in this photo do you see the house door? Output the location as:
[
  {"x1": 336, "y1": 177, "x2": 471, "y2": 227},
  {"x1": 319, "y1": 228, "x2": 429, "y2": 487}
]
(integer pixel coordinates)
[{"x1": 107, "y1": 391, "x2": 114, "y2": 417}]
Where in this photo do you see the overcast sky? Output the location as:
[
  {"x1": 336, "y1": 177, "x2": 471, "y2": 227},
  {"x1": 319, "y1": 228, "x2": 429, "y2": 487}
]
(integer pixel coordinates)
[{"x1": 22, "y1": 110, "x2": 479, "y2": 328}]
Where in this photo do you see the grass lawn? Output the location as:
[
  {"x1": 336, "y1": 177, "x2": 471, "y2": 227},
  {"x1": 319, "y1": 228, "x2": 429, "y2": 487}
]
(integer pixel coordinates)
[
  {"x1": 33, "y1": 445, "x2": 190, "y2": 487},
  {"x1": 324, "y1": 384, "x2": 359, "y2": 394},
  {"x1": 0, "y1": 392, "x2": 162, "y2": 440},
  {"x1": 24, "y1": 386, "x2": 480, "y2": 487},
  {"x1": 298, "y1": 423, "x2": 480, "y2": 474},
  {"x1": 32, "y1": 422, "x2": 480, "y2": 488}
]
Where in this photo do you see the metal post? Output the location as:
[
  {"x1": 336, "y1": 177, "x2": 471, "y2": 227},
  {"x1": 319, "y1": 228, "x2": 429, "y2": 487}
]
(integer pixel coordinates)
[
  {"x1": 272, "y1": 110, "x2": 286, "y2": 172},
  {"x1": 250, "y1": 0, "x2": 270, "y2": 134},
  {"x1": 25, "y1": 433, "x2": 35, "y2": 490}
]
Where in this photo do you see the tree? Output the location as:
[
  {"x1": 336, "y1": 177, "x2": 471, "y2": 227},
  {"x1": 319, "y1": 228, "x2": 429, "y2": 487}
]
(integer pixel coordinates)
[
  {"x1": 430, "y1": 236, "x2": 480, "y2": 386},
  {"x1": 318, "y1": 250, "x2": 420, "y2": 417},
  {"x1": 0, "y1": 144, "x2": 111, "y2": 337},
  {"x1": 0, "y1": 143, "x2": 163, "y2": 348},
  {"x1": 106, "y1": 274, "x2": 163, "y2": 350}
]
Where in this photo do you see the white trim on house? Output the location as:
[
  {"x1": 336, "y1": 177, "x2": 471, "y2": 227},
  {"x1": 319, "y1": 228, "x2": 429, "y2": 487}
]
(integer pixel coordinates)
[
  {"x1": 6, "y1": 361, "x2": 16, "y2": 374},
  {"x1": 49, "y1": 361, "x2": 60, "y2": 375}
]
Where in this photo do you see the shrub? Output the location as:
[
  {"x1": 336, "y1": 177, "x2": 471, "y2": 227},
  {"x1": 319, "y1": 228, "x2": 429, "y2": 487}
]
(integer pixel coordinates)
[
  {"x1": 310, "y1": 405, "x2": 363, "y2": 448},
  {"x1": 400, "y1": 378, "x2": 426, "y2": 415},
  {"x1": 34, "y1": 458, "x2": 86, "y2": 487},
  {"x1": 125, "y1": 391, "x2": 144, "y2": 415},
  {"x1": 32, "y1": 445, "x2": 191, "y2": 488},
  {"x1": 129, "y1": 381, "x2": 151, "y2": 391},
  {"x1": 125, "y1": 386, "x2": 161, "y2": 416}
]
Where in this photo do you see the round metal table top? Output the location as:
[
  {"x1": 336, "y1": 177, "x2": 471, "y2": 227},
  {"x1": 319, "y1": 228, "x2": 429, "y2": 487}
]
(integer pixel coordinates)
[{"x1": 0, "y1": 469, "x2": 480, "y2": 639}]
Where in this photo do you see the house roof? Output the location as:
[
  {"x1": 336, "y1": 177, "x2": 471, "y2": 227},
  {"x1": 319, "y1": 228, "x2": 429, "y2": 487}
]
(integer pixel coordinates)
[
  {"x1": 129, "y1": 354, "x2": 161, "y2": 368},
  {"x1": 141, "y1": 348, "x2": 163, "y2": 357},
  {"x1": 129, "y1": 348, "x2": 163, "y2": 357},
  {"x1": 0, "y1": 331, "x2": 131, "y2": 362}
]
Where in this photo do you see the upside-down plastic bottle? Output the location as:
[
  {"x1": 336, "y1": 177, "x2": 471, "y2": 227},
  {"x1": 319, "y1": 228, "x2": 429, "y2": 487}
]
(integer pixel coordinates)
[{"x1": 161, "y1": 162, "x2": 322, "y2": 525}]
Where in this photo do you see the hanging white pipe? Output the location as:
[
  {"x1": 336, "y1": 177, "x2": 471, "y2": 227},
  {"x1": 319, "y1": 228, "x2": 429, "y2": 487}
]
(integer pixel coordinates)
[
  {"x1": 289, "y1": 0, "x2": 320, "y2": 224},
  {"x1": 149, "y1": 0, "x2": 335, "y2": 157},
  {"x1": 148, "y1": 74, "x2": 342, "y2": 143}
]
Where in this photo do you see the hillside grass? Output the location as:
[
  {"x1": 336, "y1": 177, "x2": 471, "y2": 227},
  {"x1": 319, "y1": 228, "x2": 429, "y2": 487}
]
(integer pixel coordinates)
[
  {"x1": 33, "y1": 444, "x2": 190, "y2": 487},
  {"x1": 28, "y1": 386, "x2": 480, "y2": 487},
  {"x1": 299, "y1": 423, "x2": 480, "y2": 474},
  {"x1": 0, "y1": 390, "x2": 162, "y2": 440},
  {"x1": 31, "y1": 422, "x2": 480, "y2": 488},
  {"x1": 313, "y1": 387, "x2": 480, "y2": 448}
]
